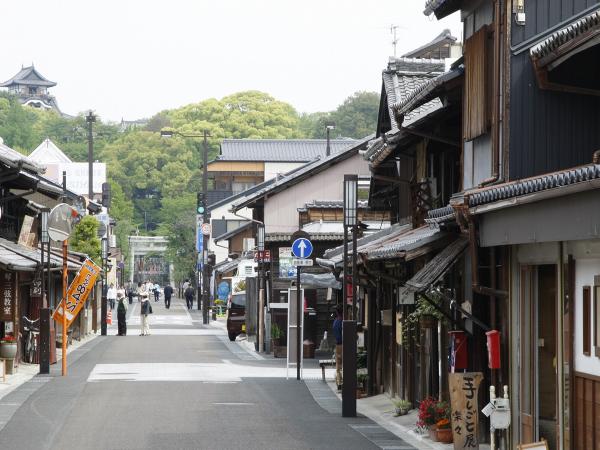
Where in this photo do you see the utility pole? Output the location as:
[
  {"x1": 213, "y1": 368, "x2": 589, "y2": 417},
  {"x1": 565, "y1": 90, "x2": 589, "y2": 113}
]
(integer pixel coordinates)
[
  {"x1": 86, "y1": 111, "x2": 96, "y2": 201},
  {"x1": 201, "y1": 130, "x2": 211, "y2": 325}
]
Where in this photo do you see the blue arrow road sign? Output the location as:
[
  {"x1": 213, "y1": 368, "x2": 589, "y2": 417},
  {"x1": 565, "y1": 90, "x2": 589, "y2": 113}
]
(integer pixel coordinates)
[{"x1": 292, "y1": 238, "x2": 313, "y2": 259}]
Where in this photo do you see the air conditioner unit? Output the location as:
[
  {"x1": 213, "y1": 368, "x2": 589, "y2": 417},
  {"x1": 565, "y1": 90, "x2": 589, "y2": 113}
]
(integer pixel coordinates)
[{"x1": 243, "y1": 238, "x2": 255, "y2": 252}]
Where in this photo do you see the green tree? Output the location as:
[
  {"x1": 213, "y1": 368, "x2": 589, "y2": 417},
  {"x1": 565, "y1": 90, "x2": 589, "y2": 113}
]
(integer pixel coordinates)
[
  {"x1": 330, "y1": 91, "x2": 379, "y2": 139},
  {"x1": 70, "y1": 216, "x2": 101, "y2": 265}
]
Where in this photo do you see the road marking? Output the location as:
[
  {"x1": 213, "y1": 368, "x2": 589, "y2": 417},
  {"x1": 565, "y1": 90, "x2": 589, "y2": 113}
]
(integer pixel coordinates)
[{"x1": 212, "y1": 402, "x2": 255, "y2": 406}]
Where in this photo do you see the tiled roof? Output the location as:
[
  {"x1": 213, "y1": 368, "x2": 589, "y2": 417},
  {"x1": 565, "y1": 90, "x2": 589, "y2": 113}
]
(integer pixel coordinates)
[
  {"x1": 425, "y1": 205, "x2": 456, "y2": 225},
  {"x1": 0, "y1": 65, "x2": 56, "y2": 88},
  {"x1": 423, "y1": 0, "x2": 461, "y2": 18},
  {"x1": 213, "y1": 222, "x2": 252, "y2": 243},
  {"x1": 382, "y1": 58, "x2": 445, "y2": 132},
  {"x1": 0, "y1": 138, "x2": 43, "y2": 173},
  {"x1": 217, "y1": 139, "x2": 356, "y2": 162},
  {"x1": 530, "y1": 9, "x2": 600, "y2": 61},
  {"x1": 0, "y1": 238, "x2": 79, "y2": 271},
  {"x1": 468, "y1": 163, "x2": 600, "y2": 208},
  {"x1": 213, "y1": 259, "x2": 239, "y2": 274},
  {"x1": 402, "y1": 29, "x2": 458, "y2": 58},
  {"x1": 298, "y1": 200, "x2": 369, "y2": 212},
  {"x1": 231, "y1": 135, "x2": 373, "y2": 211},
  {"x1": 392, "y1": 66, "x2": 464, "y2": 122}
]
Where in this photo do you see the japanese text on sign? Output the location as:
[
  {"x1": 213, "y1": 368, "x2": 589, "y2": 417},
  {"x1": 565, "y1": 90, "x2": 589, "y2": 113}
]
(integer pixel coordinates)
[
  {"x1": 0, "y1": 271, "x2": 15, "y2": 321},
  {"x1": 52, "y1": 258, "x2": 101, "y2": 328},
  {"x1": 449, "y1": 372, "x2": 483, "y2": 450}
]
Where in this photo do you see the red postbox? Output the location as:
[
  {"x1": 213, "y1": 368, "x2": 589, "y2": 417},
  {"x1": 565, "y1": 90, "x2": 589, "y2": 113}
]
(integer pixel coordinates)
[
  {"x1": 486, "y1": 330, "x2": 501, "y2": 369},
  {"x1": 448, "y1": 331, "x2": 468, "y2": 371}
]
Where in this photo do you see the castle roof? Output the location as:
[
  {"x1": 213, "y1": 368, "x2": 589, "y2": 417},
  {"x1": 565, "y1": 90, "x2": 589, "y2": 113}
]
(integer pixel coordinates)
[{"x1": 0, "y1": 65, "x2": 56, "y2": 88}]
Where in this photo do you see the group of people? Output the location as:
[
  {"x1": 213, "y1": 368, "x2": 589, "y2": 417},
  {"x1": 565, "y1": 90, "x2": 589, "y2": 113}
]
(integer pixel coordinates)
[{"x1": 104, "y1": 280, "x2": 175, "y2": 337}]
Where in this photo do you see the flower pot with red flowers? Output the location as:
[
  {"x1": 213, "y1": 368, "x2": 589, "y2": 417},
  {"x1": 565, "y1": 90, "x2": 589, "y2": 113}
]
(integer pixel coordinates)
[
  {"x1": 416, "y1": 396, "x2": 437, "y2": 436},
  {"x1": 436, "y1": 419, "x2": 453, "y2": 443},
  {"x1": 0, "y1": 335, "x2": 17, "y2": 359}
]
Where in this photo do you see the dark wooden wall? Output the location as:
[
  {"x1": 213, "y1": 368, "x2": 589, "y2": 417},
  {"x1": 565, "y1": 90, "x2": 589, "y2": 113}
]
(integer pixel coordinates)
[
  {"x1": 509, "y1": 1, "x2": 600, "y2": 180},
  {"x1": 574, "y1": 371, "x2": 600, "y2": 449}
]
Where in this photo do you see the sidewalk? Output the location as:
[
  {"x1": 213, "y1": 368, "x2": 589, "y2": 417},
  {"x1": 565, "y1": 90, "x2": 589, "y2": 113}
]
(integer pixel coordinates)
[
  {"x1": 323, "y1": 382, "x2": 491, "y2": 450},
  {"x1": 0, "y1": 332, "x2": 99, "y2": 402}
]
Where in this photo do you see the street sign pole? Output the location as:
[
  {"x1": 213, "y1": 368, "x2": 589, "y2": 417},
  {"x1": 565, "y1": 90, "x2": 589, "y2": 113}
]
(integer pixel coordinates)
[{"x1": 296, "y1": 266, "x2": 301, "y2": 381}]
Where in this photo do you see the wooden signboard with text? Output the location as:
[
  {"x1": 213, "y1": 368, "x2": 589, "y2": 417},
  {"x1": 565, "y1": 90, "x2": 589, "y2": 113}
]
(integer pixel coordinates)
[
  {"x1": 0, "y1": 271, "x2": 16, "y2": 322},
  {"x1": 449, "y1": 372, "x2": 483, "y2": 450}
]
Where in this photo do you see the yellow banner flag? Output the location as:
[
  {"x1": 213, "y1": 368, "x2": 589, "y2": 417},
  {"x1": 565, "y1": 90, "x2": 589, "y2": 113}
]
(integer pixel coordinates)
[{"x1": 52, "y1": 258, "x2": 101, "y2": 329}]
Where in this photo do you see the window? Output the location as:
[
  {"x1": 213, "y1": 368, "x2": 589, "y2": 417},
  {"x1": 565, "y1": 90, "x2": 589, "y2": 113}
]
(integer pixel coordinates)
[{"x1": 583, "y1": 286, "x2": 591, "y2": 356}]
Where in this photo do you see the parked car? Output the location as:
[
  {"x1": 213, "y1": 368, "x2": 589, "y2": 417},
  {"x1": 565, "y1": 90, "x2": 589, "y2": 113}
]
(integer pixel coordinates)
[{"x1": 226, "y1": 291, "x2": 246, "y2": 341}]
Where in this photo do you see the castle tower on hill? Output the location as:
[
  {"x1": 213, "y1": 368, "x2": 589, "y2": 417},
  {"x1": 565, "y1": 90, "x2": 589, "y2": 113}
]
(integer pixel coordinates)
[{"x1": 0, "y1": 65, "x2": 63, "y2": 114}]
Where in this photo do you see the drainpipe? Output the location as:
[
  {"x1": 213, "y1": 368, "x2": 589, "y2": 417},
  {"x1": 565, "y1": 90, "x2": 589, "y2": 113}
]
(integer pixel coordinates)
[{"x1": 480, "y1": 0, "x2": 503, "y2": 187}]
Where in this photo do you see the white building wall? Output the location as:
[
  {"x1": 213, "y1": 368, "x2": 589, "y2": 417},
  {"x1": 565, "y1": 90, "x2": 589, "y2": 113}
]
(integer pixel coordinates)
[
  {"x1": 208, "y1": 203, "x2": 253, "y2": 264},
  {"x1": 263, "y1": 153, "x2": 370, "y2": 234},
  {"x1": 263, "y1": 162, "x2": 304, "y2": 181}
]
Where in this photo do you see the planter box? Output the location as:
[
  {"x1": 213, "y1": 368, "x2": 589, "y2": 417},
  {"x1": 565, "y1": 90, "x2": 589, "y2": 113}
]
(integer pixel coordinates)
[
  {"x1": 273, "y1": 345, "x2": 287, "y2": 358},
  {"x1": 436, "y1": 428, "x2": 453, "y2": 443}
]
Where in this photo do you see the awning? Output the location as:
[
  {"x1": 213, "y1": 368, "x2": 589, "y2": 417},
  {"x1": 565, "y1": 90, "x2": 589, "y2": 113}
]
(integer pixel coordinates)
[
  {"x1": 399, "y1": 237, "x2": 468, "y2": 303},
  {"x1": 299, "y1": 272, "x2": 342, "y2": 289},
  {"x1": 0, "y1": 238, "x2": 80, "y2": 272},
  {"x1": 530, "y1": 8, "x2": 600, "y2": 94},
  {"x1": 213, "y1": 259, "x2": 239, "y2": 275}
]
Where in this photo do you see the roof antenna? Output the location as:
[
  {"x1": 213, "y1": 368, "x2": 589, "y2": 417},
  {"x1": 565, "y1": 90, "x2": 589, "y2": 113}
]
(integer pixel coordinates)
[{"x1": 390, "y1": 25, "x2": 399, "y2": 57}]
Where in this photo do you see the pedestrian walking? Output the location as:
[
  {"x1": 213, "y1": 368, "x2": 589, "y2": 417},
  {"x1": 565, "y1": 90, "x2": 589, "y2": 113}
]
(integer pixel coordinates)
[
  {"x1": 184, "y1": 284, "x2": 195, "y2": 310},
  {"x1": 107, "y1": 283, "x2": 117, "y2": 310},
  {"x1": 164, "y1": 283, "x2": 173, "y2": 309},
  {"x1": 154, "y1": 282, "x2": 160, "y2": 302},
  {"x1": 116, "y1": 287, "x2": 128, "y2": 336},
  {"x1": 182, "y1": 279, "x2": 190, "y2": 299},
  {"x1": 137, "y1": 282, "x2": 151, "y2": 336},
  {"x1": 333, "y1": 304, "x2": 344, "y2": 390},
  {"x1": 127, "y1": 284, "x2": 134, "y2": 304}
]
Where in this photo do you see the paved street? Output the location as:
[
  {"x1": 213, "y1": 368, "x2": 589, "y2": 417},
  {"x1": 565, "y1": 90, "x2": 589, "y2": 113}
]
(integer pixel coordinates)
[{"x1": 0, "y1": 298, "x2": 414, "y2": 450}]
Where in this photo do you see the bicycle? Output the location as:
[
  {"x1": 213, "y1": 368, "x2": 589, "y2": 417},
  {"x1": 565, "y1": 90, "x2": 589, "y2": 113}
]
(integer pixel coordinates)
[{"x1": 22, "y1": 316, "x2": 40, "y2": 364}]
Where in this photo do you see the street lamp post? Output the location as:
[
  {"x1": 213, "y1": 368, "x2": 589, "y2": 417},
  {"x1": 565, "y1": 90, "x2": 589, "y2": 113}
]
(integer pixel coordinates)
[
  {"x1": 342, "y1": 174, "x2": 358, "y2": 417},
  {"x1": 39, "y1": 208, "x2": 51, "y2": 374},
  {"x1": 161, "y1": 129, "x2": 212, "y2": 324},
  {"x1": 101, "y1": 237, "x2": 108, "y2": 336}
]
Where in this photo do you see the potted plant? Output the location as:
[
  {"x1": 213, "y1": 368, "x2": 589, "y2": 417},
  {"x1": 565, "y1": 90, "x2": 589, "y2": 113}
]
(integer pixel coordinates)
[
  {"x1": 393, "y1": 399, "x2": 412, "y2": 416},
  {"x1": 435, "y1": 418, "x2": 453, "y2": 443},
  {"x1": 416, "y1": 396, "x2": 438, "y2": 440},
  {"x1": 271, "y1": 323, "x2": 286, "y2": 358},
  {"x1": 402, "y1": 293, "x2": 447, "y2": 343},
  {"x1": 0, "y1": 335, "x2": 17, "y2": 359}
]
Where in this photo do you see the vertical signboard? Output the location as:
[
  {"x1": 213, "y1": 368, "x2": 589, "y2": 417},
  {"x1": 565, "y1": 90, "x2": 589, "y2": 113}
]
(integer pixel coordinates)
[
  {"x1": 278, "y1": 247, "x2": 295, "y2": 278},
  {"x1": 449, "y1": 372, "x2": 483, "y2": 449},
  {"x1": 0, "y1": 271, "x2": 15, "y2": 322}
]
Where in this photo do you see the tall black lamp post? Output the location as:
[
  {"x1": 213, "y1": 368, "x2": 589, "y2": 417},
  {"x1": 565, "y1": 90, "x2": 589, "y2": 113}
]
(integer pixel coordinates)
[
  {"x1": 342, "y1": 174, "x2": 358, "y2": 417},
  {"x1": 161, "y1": 129, "x2": 212, "y2": 324},
  {"x1": 101, "y1": 237, "x2": 108, "y2": 336},
  {"x1": 39, "y1": 208, "x2": 51, "y2": 374}
]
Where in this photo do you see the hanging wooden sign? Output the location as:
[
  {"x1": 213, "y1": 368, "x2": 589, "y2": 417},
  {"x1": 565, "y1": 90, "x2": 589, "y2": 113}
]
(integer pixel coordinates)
[
  {"x1": 0, "y1": 270, "x2": 16, "y2": 321},
  {"x1": 449, "y1": 372, "x2": 483, "y2": 450}
]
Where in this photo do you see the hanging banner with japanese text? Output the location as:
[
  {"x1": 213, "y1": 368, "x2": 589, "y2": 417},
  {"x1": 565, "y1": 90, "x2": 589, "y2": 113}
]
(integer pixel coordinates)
[
  {"x1": 0, "y1": 271, "x2": 16, "y2": 321},
  {"x1": 52, "y1": 258, "x2": 101, "y2": 328},
  {"x1": 449, "y1": 372, "x2": 483, "y2": 450}
]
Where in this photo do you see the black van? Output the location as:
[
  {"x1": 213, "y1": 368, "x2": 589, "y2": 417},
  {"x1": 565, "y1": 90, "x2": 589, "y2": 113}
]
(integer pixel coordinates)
[{"x1": 226, "y1": 291, "x2": 246, "y2": 341}]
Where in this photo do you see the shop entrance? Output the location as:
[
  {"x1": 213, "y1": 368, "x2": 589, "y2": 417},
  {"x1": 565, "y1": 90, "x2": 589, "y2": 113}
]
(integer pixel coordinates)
[{"x1": 519, "y1": 264, "x2": 558, "y2": 449}]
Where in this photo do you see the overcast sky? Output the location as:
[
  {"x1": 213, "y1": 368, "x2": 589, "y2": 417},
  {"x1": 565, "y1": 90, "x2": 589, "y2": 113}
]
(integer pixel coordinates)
[{"x1": 0, "y1": 1, "x2": 460, "y2": 123}]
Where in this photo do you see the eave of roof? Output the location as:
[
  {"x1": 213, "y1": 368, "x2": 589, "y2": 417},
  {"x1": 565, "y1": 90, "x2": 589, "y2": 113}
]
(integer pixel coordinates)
[
  {"x1": 0, "y1": 66, "x2": 56, "y2": 88},
  {"x1": 423, "y1": 0, "x2": 462, "y2": 19},
  {"x1": 466, "y1": 163, "x2": 600, "y2": 214},
  {"x1": 402, "y1": 29, "x2": 457, "y2": 58},
  {"x1": 231, "y1": 135, "x2": 373, "y2": 212},
  {"x1": 392, "y1": 66, "x2": 464, "y2": 123},
  {"x1": 213, "y1": 222, "x2": 253, "y2": 243},
  {"x1": 530, "y1": 9, "x2": 600, "y2": 64}
]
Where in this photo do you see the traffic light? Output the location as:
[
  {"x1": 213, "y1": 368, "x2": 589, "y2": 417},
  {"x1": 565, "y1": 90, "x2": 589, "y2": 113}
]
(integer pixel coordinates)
[
  {"x1": 197, "y1": 192, "x2": 206, "y2": 214},
  {"x1": 207, "y1": 253, "x2": 216, "y2": 266},
  {"x1": 102, "y1": 182, "x2": 111, "y2": 209}
]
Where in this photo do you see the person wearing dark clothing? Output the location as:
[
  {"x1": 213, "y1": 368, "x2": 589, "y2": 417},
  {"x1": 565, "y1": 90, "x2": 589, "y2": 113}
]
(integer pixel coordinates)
[
  {"x1": 333, "y1": 304, "x2": 344, "y2": 389},
  {"x1": 184, "y1": 286, "x2": 195, "y2": 310},
  {"x1": 164, "y1": 284, "x2": 174, "y2": 309},
  {"x1": 117, "y1": 289, "x2": 127, "y2": 336},
  {"x1": 127, "y1": 286, "x2": 134, "y2": 305}
]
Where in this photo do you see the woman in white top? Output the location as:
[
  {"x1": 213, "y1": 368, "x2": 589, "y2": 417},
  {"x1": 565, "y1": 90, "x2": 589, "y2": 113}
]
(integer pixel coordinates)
[{"x1": 137, "y1": 282, "x2": 151, "y2": 336}]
